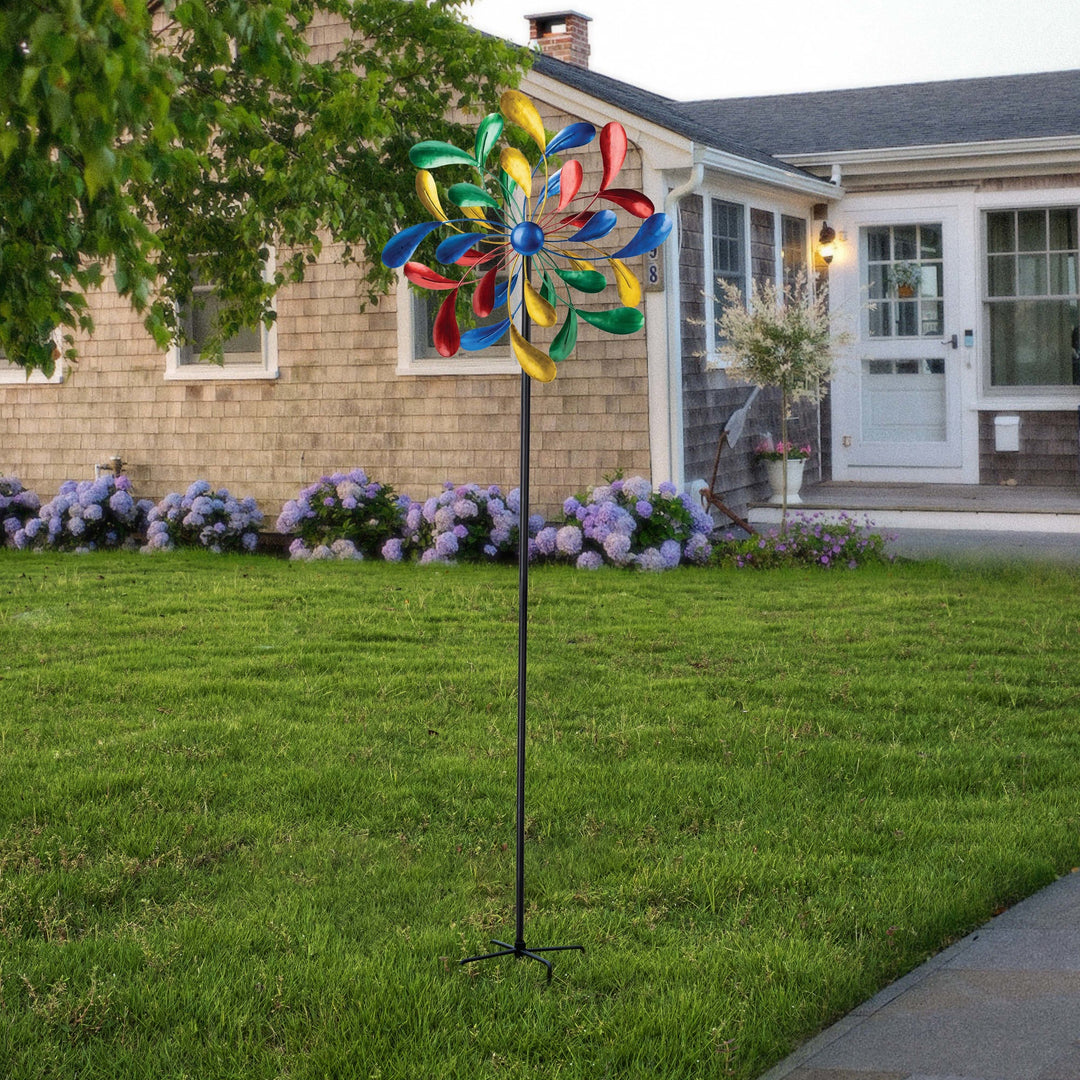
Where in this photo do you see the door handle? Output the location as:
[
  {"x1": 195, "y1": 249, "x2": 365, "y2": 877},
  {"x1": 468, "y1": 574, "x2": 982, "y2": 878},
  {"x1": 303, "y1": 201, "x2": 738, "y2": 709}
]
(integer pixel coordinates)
[{"x1": 941, "y1": 334, "x2": 958, "y2": 349}]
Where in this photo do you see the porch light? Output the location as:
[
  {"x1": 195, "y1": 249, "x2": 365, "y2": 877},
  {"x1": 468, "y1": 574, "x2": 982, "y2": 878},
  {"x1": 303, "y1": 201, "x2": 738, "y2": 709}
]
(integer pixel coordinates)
[{"x1": 818, "y1": 222, "x2": 837, "y2": 264}]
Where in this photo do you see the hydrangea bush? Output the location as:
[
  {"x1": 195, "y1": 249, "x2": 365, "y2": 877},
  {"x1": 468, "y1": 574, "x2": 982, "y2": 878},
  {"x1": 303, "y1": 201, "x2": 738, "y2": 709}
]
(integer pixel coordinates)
[
  {"x1": 276, "y1": 469, "x2": 405, "y2": 561},
  {"x1": 1, "y1": 477, "x2": 41, "y2": 548},
  {"x1": 543, "y1": 476, "x2": 714, "y2": 571},
  {"x1": 388, "y1": 482, "x2": 536, "y2": 565},
  {"x1": 143, "y1": 481, "x2": 264, "y2": 554},
  {"x1": 26, "y1": 475, "x2": 152, "y2": 552},
  {"x1": 714, "y1": 513, "x2": 893, "y2": 570}
]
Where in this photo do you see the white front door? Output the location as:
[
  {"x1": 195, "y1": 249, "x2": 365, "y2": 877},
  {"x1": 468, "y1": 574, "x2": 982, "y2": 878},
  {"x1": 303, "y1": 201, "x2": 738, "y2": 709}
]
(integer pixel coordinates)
[{"x1": 832, "y1": 206, "x2": 969, "y2": 476}]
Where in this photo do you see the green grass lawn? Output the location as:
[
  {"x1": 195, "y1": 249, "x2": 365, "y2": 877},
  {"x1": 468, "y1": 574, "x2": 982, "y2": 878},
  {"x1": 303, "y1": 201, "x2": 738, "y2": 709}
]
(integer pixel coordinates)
[{"x1": 1, "y1": 551, "x2": 1078, "y2": 1079}]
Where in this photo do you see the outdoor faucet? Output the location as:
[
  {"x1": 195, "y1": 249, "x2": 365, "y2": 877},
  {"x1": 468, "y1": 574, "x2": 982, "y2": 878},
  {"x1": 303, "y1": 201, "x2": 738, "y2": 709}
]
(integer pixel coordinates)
[{"x1": 94, "y1": 456, "x2": 125, "y2": 479}]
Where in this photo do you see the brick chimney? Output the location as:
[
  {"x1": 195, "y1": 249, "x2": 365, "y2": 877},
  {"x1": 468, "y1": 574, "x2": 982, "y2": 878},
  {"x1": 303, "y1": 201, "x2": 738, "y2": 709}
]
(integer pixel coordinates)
[{"x1": 527, "y1": 11, "x2": 591, "y2": 69}]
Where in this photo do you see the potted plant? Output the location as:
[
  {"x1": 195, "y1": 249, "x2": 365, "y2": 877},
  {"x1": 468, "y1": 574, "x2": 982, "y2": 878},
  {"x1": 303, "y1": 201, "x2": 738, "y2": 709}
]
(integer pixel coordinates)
[
  {"x1": 713, "y1": 272, "x2": 847, "y2": 525},
  {"x1": 755, "y1": 441, "x2": 812, "y2": 505},
  {"x1": 888, "y1": 261, "x2": 922, "y2": 298}
]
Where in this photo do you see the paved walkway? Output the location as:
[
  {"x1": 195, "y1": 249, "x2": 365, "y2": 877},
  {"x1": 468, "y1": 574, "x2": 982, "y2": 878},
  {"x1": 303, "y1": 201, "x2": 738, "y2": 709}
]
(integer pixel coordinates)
[{"x1": 760, "y1": 869, "x2": 1080, "y2": 1080}]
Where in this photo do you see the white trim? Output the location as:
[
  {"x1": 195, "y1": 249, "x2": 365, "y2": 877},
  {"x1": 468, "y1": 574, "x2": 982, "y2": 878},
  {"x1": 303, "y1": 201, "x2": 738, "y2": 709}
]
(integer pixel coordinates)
[
  {"x1": 783, "y1": 135, "x2": 1080, "y2": 169},
  {"x1": 165, "y1": 250, "x2": 279, "y2": 382}
]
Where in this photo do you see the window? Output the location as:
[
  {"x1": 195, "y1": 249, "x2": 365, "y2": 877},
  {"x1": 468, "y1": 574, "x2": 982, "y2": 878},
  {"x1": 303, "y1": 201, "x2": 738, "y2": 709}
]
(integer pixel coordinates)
[
  {"x1": 0, "y1": 334, "x2": 64, "y2": 385},
  {"x1": 985, "y1": 208, "x2": 1080, "y2": 387},
  {"x1": 865, "y1": 224, "x2": 944, "y2": 339},
  {"x1": 166, "y1": 254, "x2": 278, "y2": 381},
  {"x1": 711, "y1": 198, "x2": 745, "y2": 340},
  {"x1": 781, "y1": 215, "x2": 808, "y2": 293}
]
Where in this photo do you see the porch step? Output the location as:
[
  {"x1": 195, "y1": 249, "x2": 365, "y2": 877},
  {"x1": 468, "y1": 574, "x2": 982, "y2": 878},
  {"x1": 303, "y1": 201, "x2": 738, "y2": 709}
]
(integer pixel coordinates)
[{"x1": 746, "y1": 482, "x2": 1080, "y2": 535}]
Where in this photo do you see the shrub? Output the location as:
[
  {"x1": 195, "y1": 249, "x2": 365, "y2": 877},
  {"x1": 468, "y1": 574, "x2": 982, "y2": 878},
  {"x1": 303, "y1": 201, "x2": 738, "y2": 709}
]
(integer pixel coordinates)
[
  {"x1": 277, "y1": 469, "x2": 405, "y2": 560},
  {"x1": 1, "y1": 477, "x2": 41, "y2": 549},
  {"x1": 394, "y1": 482, "x2": 534, "y2": 564},
  {"x1": 550, "y1": 476, "x2": 714, "y2": 570},
  {"x1": 143, "y1": 481, "x2": 264, "y2": 554},
  {"x1": 29, "y1": 475, "x2": 152, "y2": 552},
  {"x1": 713, "y1": 512, "x2": 893, "y2": 570}
]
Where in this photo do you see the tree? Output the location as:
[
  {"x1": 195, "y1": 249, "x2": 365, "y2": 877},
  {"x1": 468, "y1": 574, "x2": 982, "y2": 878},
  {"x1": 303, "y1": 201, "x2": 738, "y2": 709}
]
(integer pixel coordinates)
[{"x1": 0, "y1": 0, "x2": 527, "y2": 375}]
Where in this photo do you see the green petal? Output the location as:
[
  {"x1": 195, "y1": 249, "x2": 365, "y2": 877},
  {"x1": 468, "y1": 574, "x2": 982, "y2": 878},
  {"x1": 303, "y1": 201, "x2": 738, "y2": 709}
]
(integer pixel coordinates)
[
  {"x1": 409, "y1": 141, "x2": 476, "y2": 170},
  {"x1": 577, "y1": 307, "x2": 645, "y2": 334},
  {"x1": 539, "y1": 272, "x2": 557, "y2": 308},
  {"x1": 550, "y1": 308, "x2": 578, "y2": 362},
  {"x1": 474, "y1": 113, "x2": 504, "y2": 166},
  {"x1": 552, "y1": 266, "x2": 607, "y2": 294},
  {"x1": 446, "y1": 182, "x2": 499, "y2": 209}
]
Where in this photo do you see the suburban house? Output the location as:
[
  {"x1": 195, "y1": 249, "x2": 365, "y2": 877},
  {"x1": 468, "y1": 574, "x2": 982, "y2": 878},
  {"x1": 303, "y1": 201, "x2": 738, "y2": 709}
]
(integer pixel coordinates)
[{"x1": 3, "y1": 9, "x2": 1078, "y2": 525}]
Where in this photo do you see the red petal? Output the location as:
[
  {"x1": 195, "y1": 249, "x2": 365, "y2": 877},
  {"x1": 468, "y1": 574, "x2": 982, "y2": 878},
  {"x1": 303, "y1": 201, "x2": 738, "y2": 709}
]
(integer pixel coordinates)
[
  {"x1": 473, "y1": 265, "x2": 498, "y2": 318},
  {"x1": 455, "y1": 249, "x2": 490, "y2": 267},
  {"x1": 557, "y1": 160, "x2": 583, "y2": 211},
  {"x1": 404, "y1": 261, "x2": 460, "y2": 290},
  {"x1": 598, "y1": 188, "x2": 654, "y2": 218},
  {"x1": 558, "y1": 210, "x2": 595, "y2": 230},
  {"x1": 433, "y1": 290, "x2": 461, "y2": 357},
  {"x1": 600, "y1": 122, "x2": 627, "y2": 190}
]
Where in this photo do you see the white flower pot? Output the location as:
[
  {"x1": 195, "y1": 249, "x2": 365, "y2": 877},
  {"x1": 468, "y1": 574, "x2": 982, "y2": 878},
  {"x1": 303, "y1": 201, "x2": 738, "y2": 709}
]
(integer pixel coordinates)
[{"x1": 765, "y1": 458, "x2": 805, "y2": 504}]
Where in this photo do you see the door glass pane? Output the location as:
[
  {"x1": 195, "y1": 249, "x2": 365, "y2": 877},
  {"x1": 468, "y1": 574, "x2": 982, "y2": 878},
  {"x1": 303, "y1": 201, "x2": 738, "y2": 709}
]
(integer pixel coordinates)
[
  {"x1": 920, "y1": 263, "x2": 942, "y2": 297},
  {"x1": 895, "y1": 301, "x2": 918, "y2": 336},
  {"x1": 920, "y1": 225, "x2": 943, "y2": 259},
  {"x1": 867, "y1": 228, "x2": 891, "y2": 261},
  {"x1": 893, "y1": 226, "x2": 918, "y2": 260},
  {"x1": 867, "y1": 263, "x2": 888, "y2": 300},
  {"x1": 864, "y1": 223, "x2": 946, "y2": 339},
  {"x1": 868, "y1": 301, "x2": 892, "y2": 338}
]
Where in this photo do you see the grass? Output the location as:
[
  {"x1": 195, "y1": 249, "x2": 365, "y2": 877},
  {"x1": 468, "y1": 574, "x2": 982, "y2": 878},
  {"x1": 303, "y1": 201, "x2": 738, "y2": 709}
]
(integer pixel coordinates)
[{"x1": 1, "y1": 550, "x2": 1078, "y2": 1079}]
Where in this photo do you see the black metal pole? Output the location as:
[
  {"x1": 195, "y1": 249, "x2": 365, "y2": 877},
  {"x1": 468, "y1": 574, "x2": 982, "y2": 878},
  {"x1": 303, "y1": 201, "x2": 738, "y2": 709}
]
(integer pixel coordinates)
[{"x1": 460, "y1": 257, "x2": 583, "y2": 983}]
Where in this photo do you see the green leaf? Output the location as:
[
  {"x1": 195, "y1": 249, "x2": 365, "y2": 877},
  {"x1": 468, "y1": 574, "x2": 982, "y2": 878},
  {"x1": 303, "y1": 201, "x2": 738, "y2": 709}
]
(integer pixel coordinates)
[
  {"x1": 552, "y1": 266, "x2": 607, "y2": 294},
  {"x1": 408, "y1": 141, "x2": 476, "y2": 170},
  {"x1": 83, "y1": 145, "x2": 116, "y2": 201},
  {"x1": 550, "y1": 308, "x2": 578, "y2": 362},
  {"x1": 577, "y1": 307, "x2": 645, "y2": 335}
]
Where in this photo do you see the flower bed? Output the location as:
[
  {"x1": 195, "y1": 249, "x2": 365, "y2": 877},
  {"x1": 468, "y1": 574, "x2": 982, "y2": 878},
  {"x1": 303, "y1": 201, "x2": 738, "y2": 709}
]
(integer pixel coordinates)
[
  {"x1": 143, "y1": 481, "x2": 264, "y2": 553},
  {"x1": 1, "y1": 476, "x2": 41, "y2": 548},
  {"x1": 22, "y1": 475, "x2": 152, "y2": 552}
]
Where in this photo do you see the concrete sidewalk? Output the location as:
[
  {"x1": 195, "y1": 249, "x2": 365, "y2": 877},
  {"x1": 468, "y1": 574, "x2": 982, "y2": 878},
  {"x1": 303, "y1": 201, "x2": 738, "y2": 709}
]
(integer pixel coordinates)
[{"x1": 760, "y1": 870, "x2": 1080, "y2": 1080}]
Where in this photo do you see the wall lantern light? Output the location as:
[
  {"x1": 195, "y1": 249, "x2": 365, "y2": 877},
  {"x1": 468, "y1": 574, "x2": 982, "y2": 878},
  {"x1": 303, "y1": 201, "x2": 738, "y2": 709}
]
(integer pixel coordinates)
[{"x1": 818, "y1": 222, "x2": 837, "y2": 265}]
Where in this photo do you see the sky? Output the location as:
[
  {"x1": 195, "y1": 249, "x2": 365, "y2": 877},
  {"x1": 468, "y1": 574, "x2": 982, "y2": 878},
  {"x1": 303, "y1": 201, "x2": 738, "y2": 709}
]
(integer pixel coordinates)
[{"x1": 464, "y1": 0, "x2": 1080, "y2": 100}]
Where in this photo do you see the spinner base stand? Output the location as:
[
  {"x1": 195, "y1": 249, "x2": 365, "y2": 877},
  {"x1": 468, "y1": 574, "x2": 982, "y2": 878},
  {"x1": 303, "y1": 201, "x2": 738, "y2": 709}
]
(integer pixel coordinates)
[{"x1": 460, "y1": 296, "x2": 584, "y2": 983}]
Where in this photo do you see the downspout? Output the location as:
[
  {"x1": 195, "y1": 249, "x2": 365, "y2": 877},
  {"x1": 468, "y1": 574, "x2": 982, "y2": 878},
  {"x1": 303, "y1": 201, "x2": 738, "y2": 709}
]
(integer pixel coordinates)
[{"x1": 659, "y1": 155, "x2": 705, "y2": 491}]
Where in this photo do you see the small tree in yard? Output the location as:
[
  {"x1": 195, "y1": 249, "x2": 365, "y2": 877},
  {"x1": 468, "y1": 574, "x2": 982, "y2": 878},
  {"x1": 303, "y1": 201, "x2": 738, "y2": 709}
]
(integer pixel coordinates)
[
  {"x1": 713, "y1": 274, "x2": 846, "y2": 525},
  {"x1": 0, "y1": 0, "x2": 526, "y2": 375}
]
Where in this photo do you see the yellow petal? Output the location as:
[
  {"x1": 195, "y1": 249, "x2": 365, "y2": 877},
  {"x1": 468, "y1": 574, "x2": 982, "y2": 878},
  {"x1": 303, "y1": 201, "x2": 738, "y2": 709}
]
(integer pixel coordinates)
[
  {"x1": 462, "y1": 205, "x2": 491, "y2": 226},
  {"x1": 511, "y1": 324, "x2": 557, "y2": 382},
  {"x1": 500, "y1": 89, "x2": 547, "y2": 153},
  {"x1": 499, "y1": 147, "x2": 532, "y2": 199},
  {"x1": 415, "y1": 170, "x2": 447, "y2": 223},
  {"x1": 523, "y1": 277, "x2": 557, "y2": 328},
  {"x1": 570, "y1": 257, "x2": 596, "y2": 272},
  {"x1": 612, "y1": 258, "x2": 642, "y2": 308}
]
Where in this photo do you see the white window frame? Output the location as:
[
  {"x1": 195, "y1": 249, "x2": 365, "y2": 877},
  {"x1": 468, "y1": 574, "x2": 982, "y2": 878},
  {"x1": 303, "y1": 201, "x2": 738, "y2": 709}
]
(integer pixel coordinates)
[
  {"x1": 0, "y1": 329, "x2": 65, "y2": 385},
  {"x1": 166, "y1": 249, "x2": 278, "y2": 382},
  {"x1": 703, "y1": 188, "x2": 813, "y2": 367},
  {"x1": 395, "y1": 274, "x2": 519, "y2": 377}
]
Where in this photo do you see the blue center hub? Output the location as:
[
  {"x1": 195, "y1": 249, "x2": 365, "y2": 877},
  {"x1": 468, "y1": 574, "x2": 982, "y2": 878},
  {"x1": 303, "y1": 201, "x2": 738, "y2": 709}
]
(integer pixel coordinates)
[{"x1": 510, "y1": 221, "x2": 545, "y2": 257}]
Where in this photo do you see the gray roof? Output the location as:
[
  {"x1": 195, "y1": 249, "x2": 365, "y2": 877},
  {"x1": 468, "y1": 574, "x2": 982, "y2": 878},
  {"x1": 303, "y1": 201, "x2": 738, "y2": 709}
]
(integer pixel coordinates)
[
  {"x1": 672, "y1": 69, "x2": 1080, "y2": 156},
  {"x1": 531, "y1": 53, "x2": 819, "y2": 180}
]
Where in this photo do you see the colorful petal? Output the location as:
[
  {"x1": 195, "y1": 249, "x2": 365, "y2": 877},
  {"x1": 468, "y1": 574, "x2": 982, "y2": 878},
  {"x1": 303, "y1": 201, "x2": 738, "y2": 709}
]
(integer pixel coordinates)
[
  {"x1": 549, "y1": 308, "x2": 578, "y2": 362},
  {"x1": 500, "y1": 89, "x2": 547, "y2": 153},
  {"x1": 473, "y1": 264, "x2": 498, "y2": 317},
  {"x1": 599, "y1": 122, "x2": 627, "y2": 190},
  {"x1": 598, "y1": 188, "x2": 655, "y2": 218},
  {"x1": 552, "y1": 266, "x2": 607, "y2": 294},
  {"x1": 545, "y1": 121, "x2": 596, "y2": 157},
  {"x1": 435, "y1": 232, "x2": 489, "y2": 265},
  {"x1": 568, "y1": 208, "x2": 618, "y2": 243},
  {"x1": 404, "y1": 261, "x2": 460, "y2": 290},
  {"x1": 611, "y1": 258, "x2": 642, "y2": 308},
  {"x1": 415, "y1": 170, "x2": 448, "y2": 223},
  {"x1": 382, "y1": 220, "x2": 444, "y2": 269},
  {"x1": 539, "y1": 272, "x2": 557, "y2": 308},
  {"x1": 524, "y1": 277, "x2": 558, "y2": 328},
  {"x1": 578, "y1": 306, "x2": 645, "y2": 334},
  {"x1": 556, "y1": 160, "x2": 583, "y2": 211},
  {"x1": 461, "y1": 317, "x2": 510, "y2": 351},
  {"x1": 474, "y1": 113, "x2": 504, "y2": 166},
  {"x1": 447, "y1": 182, "x2": 500, "y2": 210},
  {"x1": 433, "y1": 290, "x2": 461, "y2": 356},
  {"x1": 499, "y1": 147, "x2": 533, "y2": 199},
  {"x1": 511, "y1": 324, "x2": 557, "y2": 382},
  {"x1": 612, "y1": 213, "x2": 673, "y2": 260},
  {"x1": 409, "y1": 141, "x2": 476, "y2": 170}
]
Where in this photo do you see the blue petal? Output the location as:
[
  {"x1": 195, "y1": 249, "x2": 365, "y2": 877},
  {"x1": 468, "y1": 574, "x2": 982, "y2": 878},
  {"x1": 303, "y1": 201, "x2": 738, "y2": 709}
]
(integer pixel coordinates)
[
  {"x1": 461, "y1": 318, "x2": 511, "y2": 351},
  {"x1": 568, "y1": 209, "x2": 618, "y2": 244},
  {"x1": 612, "y1": 213, "x2": 673, "y2": 260},
  {"x1": 544, "y1": 169, "x2": 563, "y2": 200},
  {"x1": 435, "y1": 232, "x2": 489, "y2": 265},
  {"x1": 545, "y1": 122, "x2": 596, "y2": 157},
  {"x1": 381, "y1": 221, "x2": 443, "y2": 269}
]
